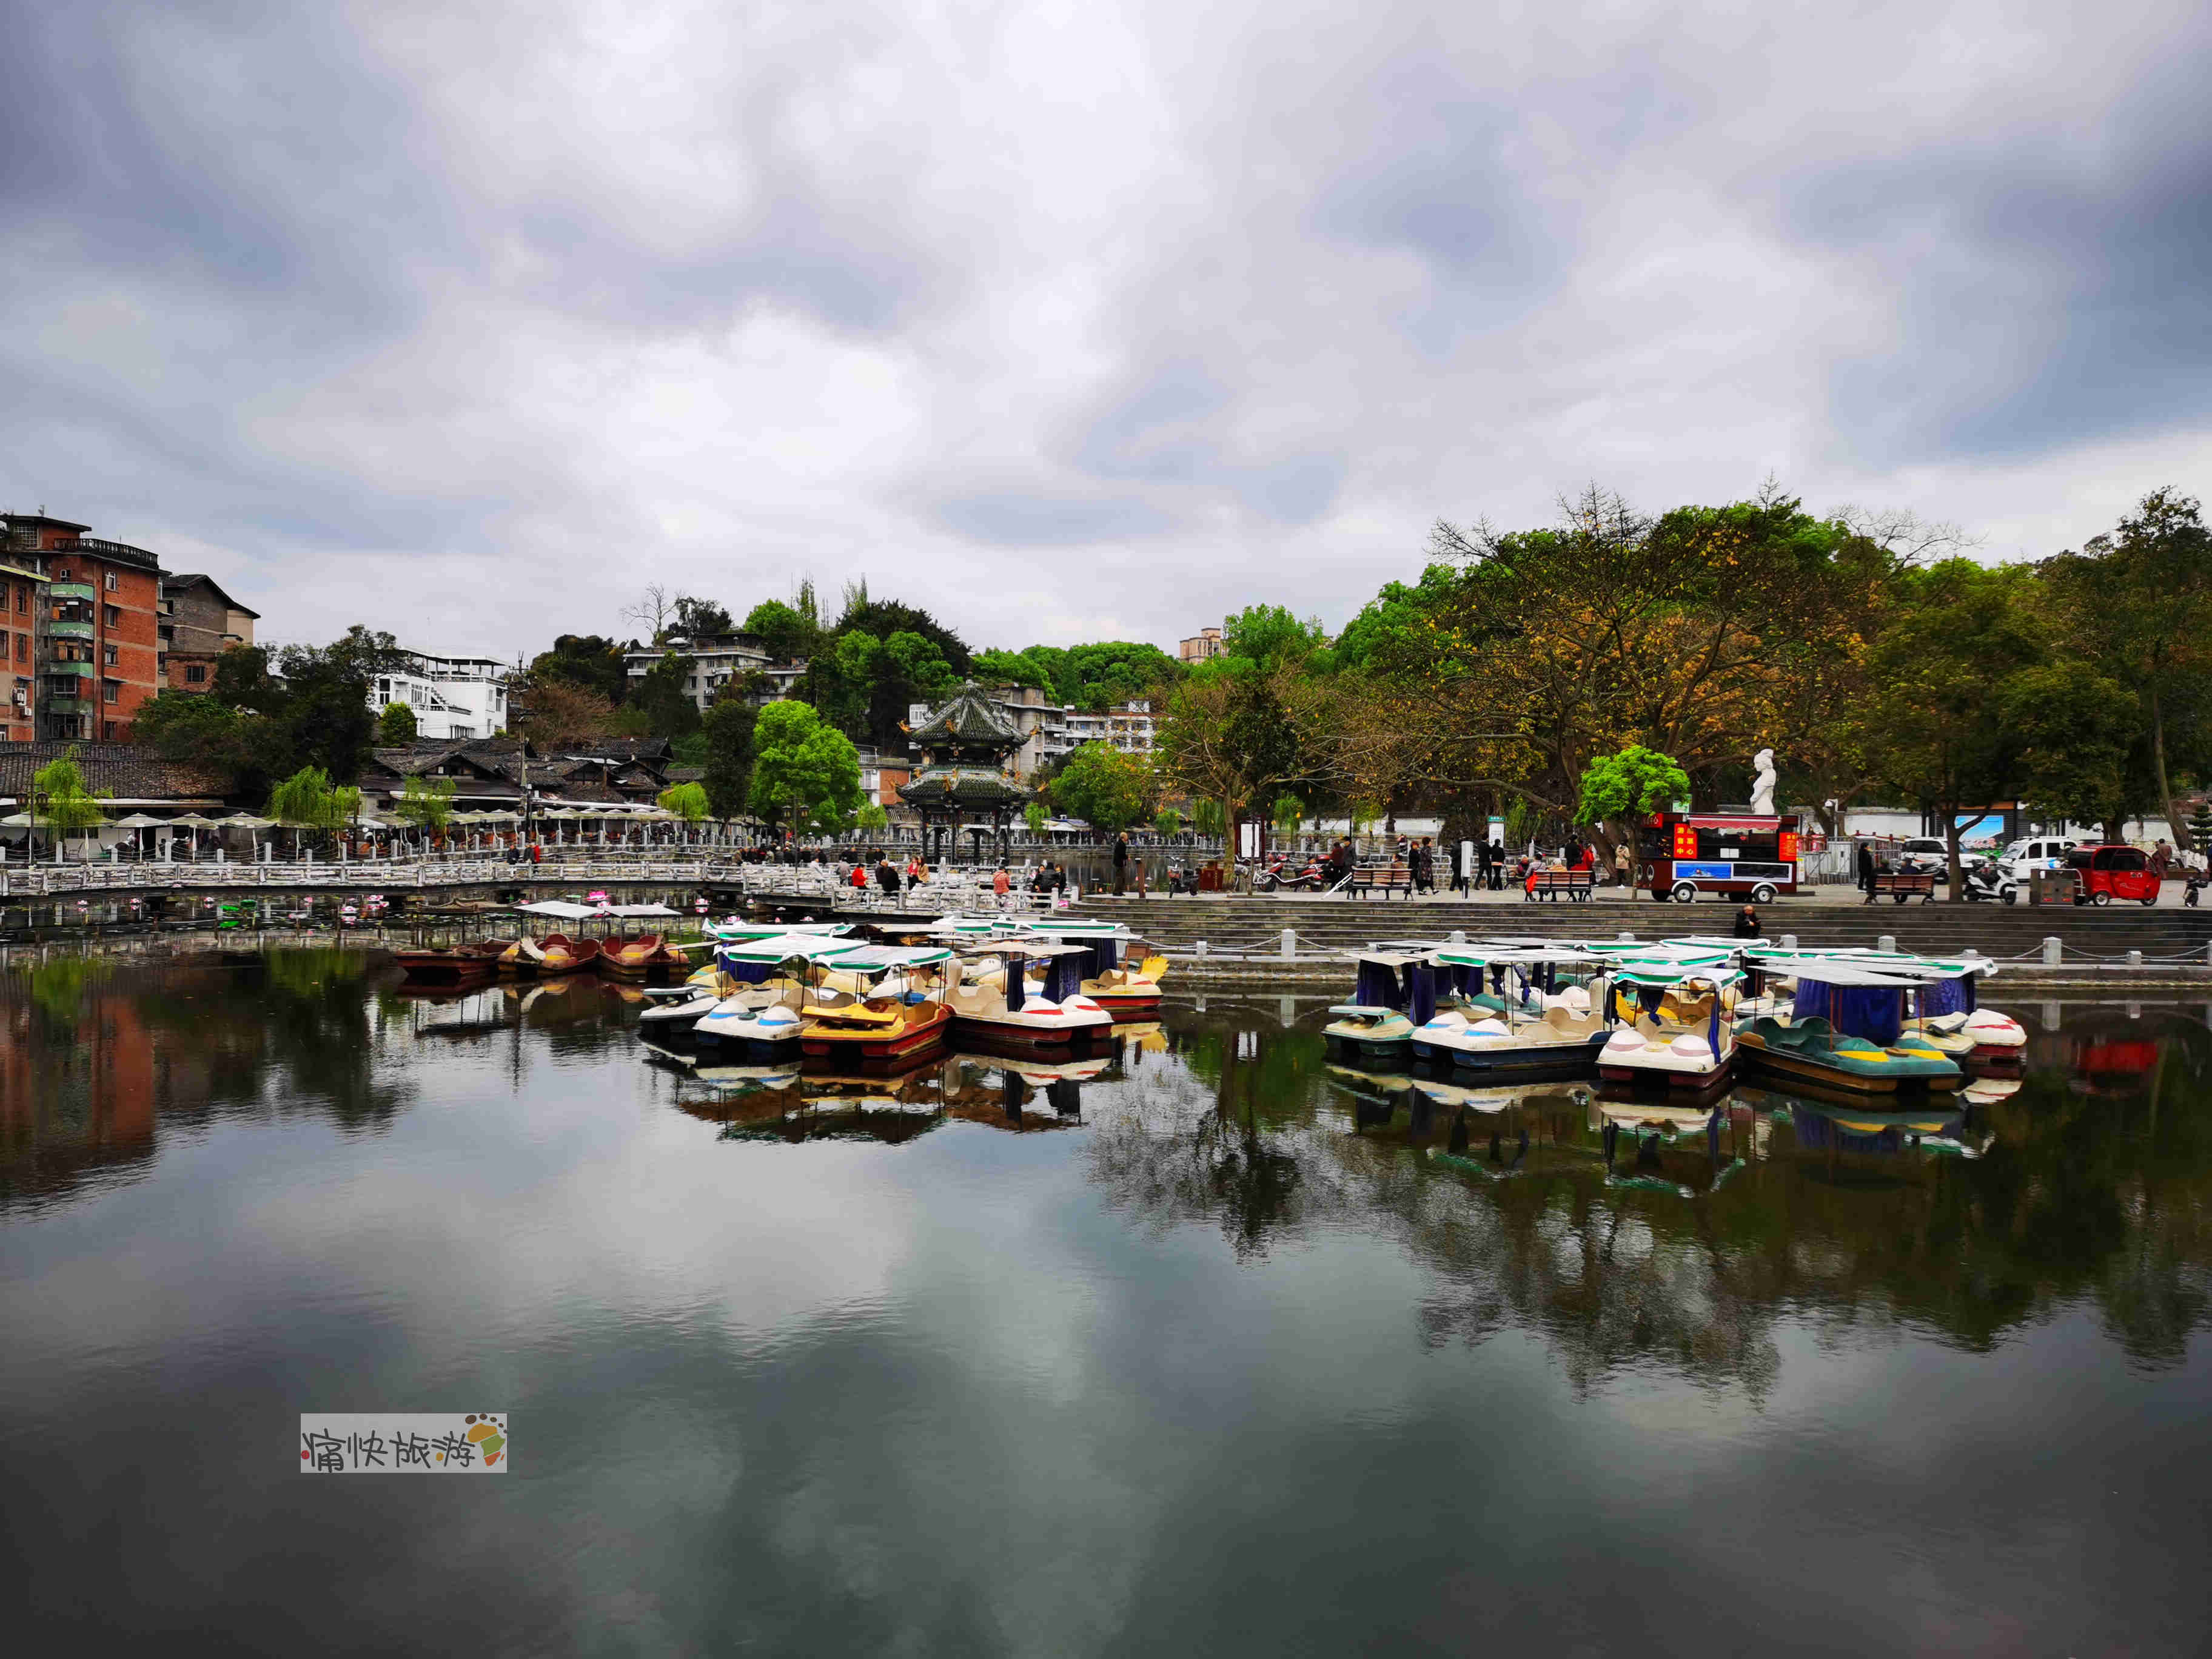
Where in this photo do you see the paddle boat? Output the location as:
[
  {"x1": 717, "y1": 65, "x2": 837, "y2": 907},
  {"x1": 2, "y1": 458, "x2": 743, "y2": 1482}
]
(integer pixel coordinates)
[
  {"x1": 948, "y1": 941, "x2": 1114, "y2": 1051},
  {"x1": 533, "y1": 933, "x2": 602, "y2": 976},
  {"x1": 693, "y1": 935, "x2": 873, "y2": 1057},
  {"x1": 1410, "y1": 947, "x2": 1616, "y2": 1078},
  {"x1": 1322, "y1": 949, "x2": 1444, "y2": 1060},
  {"x1": 1595, "y1": 951, "x2": 1741, "y2": 1094},
  {"x1": 1741, "y1": 946, "x2": 2021, "y2": 1066},
  {"x1": 597, "y1": 933, "x2": 668, "y2": 981},
  {"x1": 1024, "y1": 920, "x2": 1170, "y2": 1021},
  {"x1": 799, "y1": 947, "x2": 957, "y2": 1062},
  {"x1": 1734, "y1": 1013, "x2": 1961, "y2": 1094}
]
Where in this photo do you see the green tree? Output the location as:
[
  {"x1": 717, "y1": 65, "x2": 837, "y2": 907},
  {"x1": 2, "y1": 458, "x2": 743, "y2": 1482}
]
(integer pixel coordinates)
[
  {"x1": 395, "y1": 774, "x2": 458, "y2": 843},
  {"x1": 669, "y1": 596, "x2": 734, "y2": 640},
  {"x1": 136, "y1": 689, "x2": 255, "y2": 774},
  {"x1": 659, "y1": 782, "x2": 710, "y2": 839},
  {"x1": 1576, "y1": 746, "x2": 1691, "y2": 823},
  {"x1": 1050, "y1": 743, "x2": 1151, "y2": 833},
  {"x1": 524, "y1": 634, "x2": 629, "y2": 704},
  {"x1": 747, "y1": 700, "x2": 864, "y2": 834},
  {"x1": 269, "y1": 766, "x2": 357, "y2": 856},
  {"x1": 1222, "y1": 605, "x2": 1329, "y2": 672},
  {"x1": 377, "y1": 702, "x2": 418, "y2": 745},
  {"x1": 32, "y1": 748, "x2": 107, "y2": 863},
  {"x1": 1154, "y1": 805, "x2": 1183, "y2": 838},
  {"x1": 2041, "y1": 489, "x2": 2212, "y2": 851},
  {"x1": 1860, "y1": 561, "x2": 2047, "y2": 898},
  {"x1": 742, "y1": 600, "x2": 817, "y2": 662},
  {"x1": 1024, "y1": 800, "x2": 1048, "y2": 837},
  {"x1": 699, "y1": 696, "x2": 759, "y2": 823},
  {"x1": 856, "y1": 803, "x2": 890, "y2": 835},
  {"x1": 1271, "y1": 794, "x2": 1304, "y2": 835},
  {"x1": 632, "y1": 652, "x2": 700, "y2": 739}
]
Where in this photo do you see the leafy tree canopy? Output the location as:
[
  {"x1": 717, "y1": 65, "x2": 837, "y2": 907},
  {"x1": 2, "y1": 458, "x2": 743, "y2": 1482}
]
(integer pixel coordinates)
[
  {"x1": 1049, "y1": 742, "x2": 1154, "y2": 833},
  {"x1": 377, "y1": 702, "x2": 418, "y2": 745},
  {"x1": 1576, "y1": 746, "x2": 1691, "y2": 825},
  {"x1": 525, "y1": 635, "x2": 629, "y2": 705},
  {"x1": 742, "y1": 600, "x2": 817, "y2": 662},
  {"x1": 700, "y1": 695, "x2": 759, "y2": 820},
  {"x1": 747, "y1": 700, "x2": 864, "y2": 833}
]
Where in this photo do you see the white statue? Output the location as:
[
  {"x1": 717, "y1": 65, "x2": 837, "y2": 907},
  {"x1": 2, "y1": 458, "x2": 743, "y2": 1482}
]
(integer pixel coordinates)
[{"x1": 1751, "y1": 748, "x2": 1778, "y2": 816}]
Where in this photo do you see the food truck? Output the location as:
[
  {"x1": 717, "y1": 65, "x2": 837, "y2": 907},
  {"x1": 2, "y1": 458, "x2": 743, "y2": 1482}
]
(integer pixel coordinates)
[{"x1": 1636, "y1": 813, "x2": 1801, "y2": 903}]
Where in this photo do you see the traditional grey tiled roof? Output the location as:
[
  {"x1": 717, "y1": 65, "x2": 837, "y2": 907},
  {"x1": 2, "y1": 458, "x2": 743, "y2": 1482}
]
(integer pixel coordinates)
[
  {"x1": 897, "y1": 763, "x2": 1033, "y2": 808},
  {"x1": 0, "y1": 742, "x2": 233, "y2": 804},
  {"x1": 907, "y1": 681, "x2": 1024, "y2": 752}
]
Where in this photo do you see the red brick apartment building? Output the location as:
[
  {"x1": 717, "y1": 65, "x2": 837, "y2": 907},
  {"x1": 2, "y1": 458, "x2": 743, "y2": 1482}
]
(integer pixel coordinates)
[{"x1": 1, "y1": 512, "x2": 166, "y2": 742}]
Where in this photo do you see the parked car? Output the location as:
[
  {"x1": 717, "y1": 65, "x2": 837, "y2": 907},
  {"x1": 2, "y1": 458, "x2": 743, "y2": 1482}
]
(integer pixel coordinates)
[
  {"x1": 1998, "y1": 836, "x2": 2078, "y2": 883},
  {"x1": 2066, "y1": 844, "x2": 2160, "y2": 906},
  {"x1": 1897, "y1": 837, "x2": 1950, "y2": 876}
]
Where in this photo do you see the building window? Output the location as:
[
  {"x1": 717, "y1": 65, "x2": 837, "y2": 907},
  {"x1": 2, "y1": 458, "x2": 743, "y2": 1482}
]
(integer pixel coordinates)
[
  {"x1": 104, "y1": 644, "x2": 118, "y2": 666},
  {"x1": 104, "y1": 572, "x2": 118, "y2": 591},
  {"x1": 186, "y1": 663, "x2": 208, "y2": 684},
  {"x1": 104, "y1": 605, "x2": 121, "y2": 627},
  {"x1": 102, "y1": 680, "x2": 119, "y2": 704},
  {"x1": 102, "y1": 720, "x2": 118, "y2": 739}
]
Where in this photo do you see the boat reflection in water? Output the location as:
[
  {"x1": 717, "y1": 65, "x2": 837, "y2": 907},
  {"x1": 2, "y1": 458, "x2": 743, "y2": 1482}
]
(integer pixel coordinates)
[{"x1": 11, "y1": 961, "x2": 2212, "y2": 1655}]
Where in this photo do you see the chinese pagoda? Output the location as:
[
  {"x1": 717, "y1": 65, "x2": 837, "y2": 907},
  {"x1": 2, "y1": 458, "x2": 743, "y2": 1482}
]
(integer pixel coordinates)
[{"x1": 897, "y1": 682, "x2": 1033, "y2": 863}]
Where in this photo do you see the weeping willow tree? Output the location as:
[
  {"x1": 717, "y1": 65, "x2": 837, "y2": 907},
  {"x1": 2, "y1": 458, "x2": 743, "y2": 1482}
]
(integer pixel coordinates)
[
  {"x1": 269, "y1": 767, "x2": 360, "y2": 857},
  {"x1": 32, "y1": 749, "x2": 108, "y2": 863},
  {"x1": 394, "y1": 774, "x2": 458, "y2": 845}
]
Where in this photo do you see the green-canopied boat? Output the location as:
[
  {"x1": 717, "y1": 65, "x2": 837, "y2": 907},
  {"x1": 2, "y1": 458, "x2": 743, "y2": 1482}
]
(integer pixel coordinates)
[{"x1": 1734, "y1": 1015, "x2": 1962, "y2": 1093}]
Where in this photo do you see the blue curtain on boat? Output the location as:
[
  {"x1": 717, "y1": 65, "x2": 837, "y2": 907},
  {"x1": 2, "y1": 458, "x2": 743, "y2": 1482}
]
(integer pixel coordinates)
[
  {"x1": 1356, "y1": 960, "x2": 1402, "y2": 1008},
  {"x1": 1637, "y1": 984, "x2": 1667, "y2": 1016},
  {"x1": 1406, "y1": 962, "x2": 1437, "y2": 1025},
  {"x1": 1793, "y1": 980, "x2": 1902, "y2": 1045},
  {"x1": 1042, "y1": 955, "x2": 1084, "y2": 1002},
  {"x1": 1923, "y1": 976, "x2": 1969, "y2": 1017},
  {"x1": 724, "y1": 956, "x2": 773, "y2": 985},
  {"x1": 1093, "y1": 939, "x2": 1121, "y2": 973}
]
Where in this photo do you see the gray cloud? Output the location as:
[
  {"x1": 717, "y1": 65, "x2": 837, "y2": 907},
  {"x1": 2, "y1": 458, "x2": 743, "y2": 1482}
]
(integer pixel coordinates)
[{"x1": 2, "y1": 0, "x2": 2208, "y2": 659}]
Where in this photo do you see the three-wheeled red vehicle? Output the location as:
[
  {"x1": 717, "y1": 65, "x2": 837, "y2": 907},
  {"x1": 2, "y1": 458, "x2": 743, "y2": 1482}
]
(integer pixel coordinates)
[
  {"x1": 2067, "y1": 844, "x2": 2160, "y2": 905},
  {"x1": 1637, "y1": 813, "x2": 1800, "y2": 903}
]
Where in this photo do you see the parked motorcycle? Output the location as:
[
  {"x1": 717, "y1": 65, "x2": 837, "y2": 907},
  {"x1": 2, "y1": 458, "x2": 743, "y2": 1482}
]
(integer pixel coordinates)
[{"x1": 1960, "y1": 861, "x2": 2017, "y2": 904}]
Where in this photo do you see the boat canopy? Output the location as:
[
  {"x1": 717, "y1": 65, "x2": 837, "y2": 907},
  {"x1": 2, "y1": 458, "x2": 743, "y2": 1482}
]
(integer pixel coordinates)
[
  {"x1": 706, "y1": 920, "x2": 856, "y2": 940},
  {"x1": 834, "y1": 945, "x2": 957, "y2": 971},
  {"x1": 516, "y1": 899, "x2": 683, "y2": 919},
  {"x1": 717, "y1": 933, "x2": 872, "y2": 964}
]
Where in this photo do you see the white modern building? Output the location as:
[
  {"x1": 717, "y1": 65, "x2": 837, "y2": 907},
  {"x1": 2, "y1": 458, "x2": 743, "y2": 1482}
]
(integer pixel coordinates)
[
  {"x1": 372, "y1": 651, "x2": 511, "y2": 740},
  {"x1": 623, "y1": 634, "x2": 806, "y2": 713}
]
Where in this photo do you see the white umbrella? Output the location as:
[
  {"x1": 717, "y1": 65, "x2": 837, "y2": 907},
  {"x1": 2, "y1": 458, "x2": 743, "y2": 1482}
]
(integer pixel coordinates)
[
  {"x1": 112, "y1": 812, "x2": 167, "y2": 828},
  {"x1": 0, "y1": 811, "x2": 31, "y2": 828}
]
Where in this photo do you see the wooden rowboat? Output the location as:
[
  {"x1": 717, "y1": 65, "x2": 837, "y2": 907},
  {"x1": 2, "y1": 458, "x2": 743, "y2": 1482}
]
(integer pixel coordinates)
[{"x1": 395, "y1": 939, "x2": 512, "y2": 985}]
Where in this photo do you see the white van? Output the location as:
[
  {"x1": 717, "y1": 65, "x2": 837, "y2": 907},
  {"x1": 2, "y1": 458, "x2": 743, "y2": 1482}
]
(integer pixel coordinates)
[{"x1": 1999, "y1": 837, "x2": 2077, "y2": 882}]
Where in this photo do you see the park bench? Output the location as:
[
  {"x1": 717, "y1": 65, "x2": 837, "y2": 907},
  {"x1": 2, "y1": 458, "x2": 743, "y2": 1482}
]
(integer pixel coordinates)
[
  {"x1": 1866, "y1": 871, "x2": 1937, "y2": 905},
  {"x1": 1345, "y1": 860, "x2": 1415, "y2": 899},
  {"x1": 1525, "y1": 868, "x2": 1597, "y2": 903}
]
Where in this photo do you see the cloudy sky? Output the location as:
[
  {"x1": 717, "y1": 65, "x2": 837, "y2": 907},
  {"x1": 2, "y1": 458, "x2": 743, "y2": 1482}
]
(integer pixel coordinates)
[{"x1": 5, "y1": 0, "x2": 2207, "y2": 661}]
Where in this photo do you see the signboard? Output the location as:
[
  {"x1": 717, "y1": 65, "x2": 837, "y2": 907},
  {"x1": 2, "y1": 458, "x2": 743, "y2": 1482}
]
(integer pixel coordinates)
[{"x1": 1239, "y1": 821, "x2": 1259, "y2": 859}]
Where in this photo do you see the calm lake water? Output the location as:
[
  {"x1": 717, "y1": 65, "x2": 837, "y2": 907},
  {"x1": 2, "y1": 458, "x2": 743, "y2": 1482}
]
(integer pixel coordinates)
[{"x1": 5, "y1": 953, "x2": 2211, "y2": 1656}]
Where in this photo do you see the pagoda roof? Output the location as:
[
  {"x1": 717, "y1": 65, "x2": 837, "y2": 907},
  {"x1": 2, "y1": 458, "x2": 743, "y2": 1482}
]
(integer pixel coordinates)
[
  {"x1": 897, "y1": 763, "x2": 1034, "y2": 808},
  {"x1": 907, "y1": 681, "x2": 1025, "y2": 752}
]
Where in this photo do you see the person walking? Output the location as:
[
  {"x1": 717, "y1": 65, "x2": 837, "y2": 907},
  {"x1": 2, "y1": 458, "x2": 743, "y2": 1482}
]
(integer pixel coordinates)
[
  {"x1": 1856, "y1": 839, "x2": 1877, "y2": 904},
  {"x1": 993, "y1": 864, "x2": 1013, "y2": 911},
  {"x1": 1614, "y1": 841, "x2": 1630, "y2": 890},
  {"x1": 1113, "y1": 832, "x2": 1129, "y2": 896},
  {"x1": 1415, "y1": 836, "x2": 1434, "y2": 894},
  {"x1": 1487, "y1": 840, "x2": 1506, "y2": 891}
]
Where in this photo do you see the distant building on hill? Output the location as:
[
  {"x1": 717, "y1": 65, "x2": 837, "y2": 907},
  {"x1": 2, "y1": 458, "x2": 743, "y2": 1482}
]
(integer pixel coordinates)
[
  {"x1": 372, "y1": 651, "x2": 511, "y2": 741},
  {"x1": 622, "y1": 634, "x2": 807, "y2": 714},
  {"x1": 1178, "y1": 625, "x2": 1225, "y2": 663}
]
